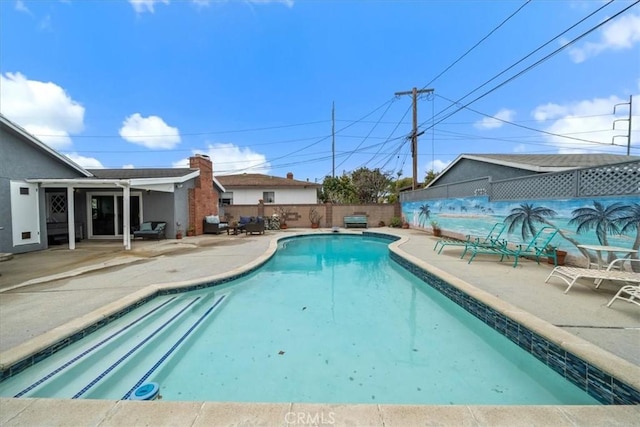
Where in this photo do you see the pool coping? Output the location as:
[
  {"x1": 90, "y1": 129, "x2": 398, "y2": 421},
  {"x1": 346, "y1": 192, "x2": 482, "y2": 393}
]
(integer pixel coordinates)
[{"x1": 1, "y1": 230, "x2": 639, "y2": 424}]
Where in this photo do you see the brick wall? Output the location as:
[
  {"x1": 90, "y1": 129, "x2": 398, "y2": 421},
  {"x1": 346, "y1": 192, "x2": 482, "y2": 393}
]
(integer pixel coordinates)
[{"x1": 188, "y1": 154, "x2": 219, "y2": 235}]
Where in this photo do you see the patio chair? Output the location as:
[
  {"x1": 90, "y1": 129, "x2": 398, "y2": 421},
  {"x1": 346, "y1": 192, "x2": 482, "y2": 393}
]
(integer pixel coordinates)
[
  {"x1": 607, "y1": 285, "x2": 640, "y2": 308},
  {"x1": 465, "y1": 226, "x2": 559, "y2": 268},
  {"x1": 434, "y1": 222, "x2": 505, "y2": 255},
  {"x1": 545, "y1": 258, "x2": 640, "y2": 294}
]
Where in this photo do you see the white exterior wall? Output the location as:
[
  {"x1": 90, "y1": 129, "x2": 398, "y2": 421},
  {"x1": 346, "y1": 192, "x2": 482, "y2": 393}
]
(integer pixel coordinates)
[{"x1": 232, "y1": 188, "x2": 317, "y2": 205}]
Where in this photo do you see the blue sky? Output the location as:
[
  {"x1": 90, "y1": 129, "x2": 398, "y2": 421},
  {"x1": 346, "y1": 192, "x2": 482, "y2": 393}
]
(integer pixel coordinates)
[{"x1": 1, "y1": 0, "x2": 639, "y2": 184}]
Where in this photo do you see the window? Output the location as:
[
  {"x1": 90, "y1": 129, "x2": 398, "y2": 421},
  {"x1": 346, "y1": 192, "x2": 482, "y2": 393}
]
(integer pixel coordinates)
[
  {"x1": 20, "y1": 187, "x2": 29, "y2": 195},
  {"x1": 220, "y1": 192, "x2": 233, "y2": 206},
  {"x1": 262, "y1": 191, "x2": 275, "y2": 204}
]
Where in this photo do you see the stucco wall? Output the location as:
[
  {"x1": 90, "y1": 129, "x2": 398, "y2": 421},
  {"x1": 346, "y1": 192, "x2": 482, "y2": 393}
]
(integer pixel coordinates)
[
  {"x1": 231, "y1": 188, "x2": 318, "y2": 205},
  {"x1": 434, "y1": 159, "x2": 537, "y2": 186},
  {"x1": 1, "y1": 124, "x2": 87, "y2": 253}
]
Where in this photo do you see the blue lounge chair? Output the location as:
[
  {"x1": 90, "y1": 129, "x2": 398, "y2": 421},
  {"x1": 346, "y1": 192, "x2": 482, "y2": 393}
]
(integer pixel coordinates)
[
  {"x1": 465, "y1": 226, "x2": 559, "y2": 268},
  {"x1": 434, "y1": 222, "x2": 506, "y2": 255}
]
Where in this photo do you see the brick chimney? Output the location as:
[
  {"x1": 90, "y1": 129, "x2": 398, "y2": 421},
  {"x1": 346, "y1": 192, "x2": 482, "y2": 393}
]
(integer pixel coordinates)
[
  {"x1": 188, "y1": 154, "x2": 218, "y2": 234},
  {"x1": 286, "y1": 172, "x2": 293, "y2": 179}
]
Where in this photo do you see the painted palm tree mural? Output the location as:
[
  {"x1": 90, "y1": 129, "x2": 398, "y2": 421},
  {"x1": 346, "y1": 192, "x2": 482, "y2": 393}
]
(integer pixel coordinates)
[
  {"x1": 504, "y1": 203, "x2": 591, "y2": 260},
  {"x1": 504, "y1": 203, "x2": 557, "y2": 240},
  {"x1": 569, "y1": 201, "x2": 626, "y2": 263},
  {"x1": 613, "y1": 202, "x2": 640, "y2": 272},
  {"x1": 418, "y1": 204, "x2": 431, "y2": 227}
]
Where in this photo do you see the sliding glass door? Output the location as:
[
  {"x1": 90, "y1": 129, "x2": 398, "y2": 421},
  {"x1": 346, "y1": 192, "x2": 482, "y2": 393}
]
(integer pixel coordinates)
[{"x1": 88, "y1": 192, "x2": 142, "y2": 238}]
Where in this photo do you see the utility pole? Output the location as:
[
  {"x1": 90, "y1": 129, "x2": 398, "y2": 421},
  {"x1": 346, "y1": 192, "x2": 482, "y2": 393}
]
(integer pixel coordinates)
[
  {"x1": 613, "y1": 95, "x2": 633, "y2": 156},
  {"x1": 332, "y1": 101, "x2": 335, "y2": 178},
  {"x1": 395, "y1": 87, "x2": 434, "y2": 190}
]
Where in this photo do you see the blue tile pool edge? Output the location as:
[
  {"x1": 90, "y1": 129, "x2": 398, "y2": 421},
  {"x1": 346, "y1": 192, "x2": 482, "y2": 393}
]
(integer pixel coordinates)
[
  {"x1": 388, "y1": 250, "x2": 640, "y2": 405},
  {"x1": 2, "y1": 231, "x2": 638, "y2": 405}
]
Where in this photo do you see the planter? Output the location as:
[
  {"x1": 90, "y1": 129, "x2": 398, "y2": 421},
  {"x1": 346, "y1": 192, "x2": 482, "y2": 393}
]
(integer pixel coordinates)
[
  {"x1": 176, "y1": 232, "x2": 183, "y2": 239},
  {"x1": 402, "y1": 223, "x2": 409, "y2": 229},
  {"x1": 548, "y1": 250, "x2": 567, "y2": 266},
  {"x1": 280, "y1": 224, "x2": 288, "y2": 230},
  {"x1": 433, "y1": 228, "x2": 442, "y2": 237},
  {"x1": 311, "y1": 223, "x2": 319, "y2": 229}
]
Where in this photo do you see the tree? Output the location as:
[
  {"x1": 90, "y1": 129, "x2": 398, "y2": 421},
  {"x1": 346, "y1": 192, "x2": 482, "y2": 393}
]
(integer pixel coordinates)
[
  {"x1": 424, "y1": 169, "x2": 440, "y2": 187},
  {"x1": 387, "y1": 176, "x2": 413, "y2": 204},
  {"x1": 319, "y1": 175, "x2": 357, "y2": 204},
  {"x1": 350, "y1": 167, "x2": 392, "y2": 203}
]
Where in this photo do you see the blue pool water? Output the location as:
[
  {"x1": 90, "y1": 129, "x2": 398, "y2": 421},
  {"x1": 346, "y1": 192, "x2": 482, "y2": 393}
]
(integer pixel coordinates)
[{"x1": 0, "y1": 234, "x2": 599, "y2": 404}]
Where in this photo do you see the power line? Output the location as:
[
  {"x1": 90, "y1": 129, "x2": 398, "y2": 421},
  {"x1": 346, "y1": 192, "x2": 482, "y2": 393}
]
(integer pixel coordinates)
[
  {"x1": 422, "y1": 0, "x2": 532, "y2": 89},
  {"x1": 420, "y1": 1, "x2": 636, "y2": 133},
  {"x1": 422, "y1": 0, "x2": 619, "y2": 127}
]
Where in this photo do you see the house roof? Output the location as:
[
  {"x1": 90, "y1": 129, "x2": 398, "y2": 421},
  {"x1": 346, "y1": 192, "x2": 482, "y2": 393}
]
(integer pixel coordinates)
[
  {"x1": 89, "y1": 168, "x2": 226, "y2": 192},
  {"x1": 0, "y1": 113, "x2": 92, "y2": 177},
  {"x1": 428, "y1": 153, "x2": 640, "y2": 187},
  {"x1": 88, "y1": 168, "x2": 197, "y2": 179},
  {"x1": 216, "y1": 173, "x2": 321, "y2": 188}
]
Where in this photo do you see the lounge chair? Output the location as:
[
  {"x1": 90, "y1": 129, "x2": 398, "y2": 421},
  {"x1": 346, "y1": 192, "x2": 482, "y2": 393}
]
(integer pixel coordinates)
[
  {"x1": 434, "y1": 222, "x2": 505, "y2": 255},
  {"x1": 465, "y1": 226, "x2": 559, "y2": 268},
  {"x1": 607, "y1": 285, "x2": 640, "y2": 308},
  {"x1": 545, "y1": 258, "x2": 640, "y2": 294}
]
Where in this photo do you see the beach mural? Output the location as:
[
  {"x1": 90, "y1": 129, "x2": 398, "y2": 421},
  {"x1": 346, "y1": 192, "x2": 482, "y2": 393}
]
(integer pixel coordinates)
[{"x1": 401, "y1": 196, "x2": 640, "y2": 269}]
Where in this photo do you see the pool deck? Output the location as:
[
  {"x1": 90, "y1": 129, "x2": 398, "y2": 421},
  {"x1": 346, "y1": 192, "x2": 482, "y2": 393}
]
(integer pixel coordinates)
[{"x1": 0, "y1": 228, "x2": 638, "y2": 426}]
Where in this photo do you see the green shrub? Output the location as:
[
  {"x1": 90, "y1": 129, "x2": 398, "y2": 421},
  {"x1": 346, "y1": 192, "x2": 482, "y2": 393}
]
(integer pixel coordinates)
[{"x1": 389, "y1": 216, "x2": 402, "y2": 228}]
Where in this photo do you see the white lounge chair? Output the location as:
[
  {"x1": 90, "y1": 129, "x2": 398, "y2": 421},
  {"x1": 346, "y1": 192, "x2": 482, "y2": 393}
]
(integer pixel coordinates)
[
  {"x1": 607, "y1": 285, "x2": 640, "y2": 307},
  {"x1": 545, "y1": 258, "x2": 640, "y2": 294}
]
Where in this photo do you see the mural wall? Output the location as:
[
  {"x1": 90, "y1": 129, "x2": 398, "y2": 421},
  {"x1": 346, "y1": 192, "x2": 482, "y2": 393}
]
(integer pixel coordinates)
[{"x1": 401, "y1": 196, "x2": 640, "y2": 267}]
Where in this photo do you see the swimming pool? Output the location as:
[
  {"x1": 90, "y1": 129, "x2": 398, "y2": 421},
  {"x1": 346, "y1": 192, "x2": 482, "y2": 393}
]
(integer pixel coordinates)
[{"x1": 0, "y1": 234, "x2": 602, "y2": 404}]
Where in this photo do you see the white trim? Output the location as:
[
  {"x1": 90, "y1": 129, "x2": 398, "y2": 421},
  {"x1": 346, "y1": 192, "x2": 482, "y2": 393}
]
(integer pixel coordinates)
[{"x1": 86, "y1": 190, "x2": 142, "y2": 241}]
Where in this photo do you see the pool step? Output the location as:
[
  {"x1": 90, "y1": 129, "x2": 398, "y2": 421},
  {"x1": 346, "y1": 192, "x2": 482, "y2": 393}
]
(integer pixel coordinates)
[{"x1": 4, "y1": 292, "x2": 227, "y2": 399}]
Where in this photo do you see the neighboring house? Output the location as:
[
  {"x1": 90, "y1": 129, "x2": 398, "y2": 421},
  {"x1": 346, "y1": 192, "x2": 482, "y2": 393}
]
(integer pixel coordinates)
[
  {"x1": 0, "y1": 114, "x2": 223, "y2": 254},
  {"x1": 216, "y1": 172, "x2": 321, "y2": 205},
  {"x1": 428, "y1": 153, "x2": 640, "y2": 187}
]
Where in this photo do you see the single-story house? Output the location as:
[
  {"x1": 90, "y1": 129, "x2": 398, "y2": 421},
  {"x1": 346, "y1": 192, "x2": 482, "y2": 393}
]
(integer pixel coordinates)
[
  {"x1": 0, "y1": 114, "x2": 224, "y2": 254},
  {"x1": 428, "y1": 153, "x2": 640, "y2": 188},
  {"x1": 216, "y1": 172, "x2": 321, "y2": 205}
]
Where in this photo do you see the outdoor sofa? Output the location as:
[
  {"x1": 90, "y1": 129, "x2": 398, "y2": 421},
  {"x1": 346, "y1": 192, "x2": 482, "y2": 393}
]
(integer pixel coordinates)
[
  {"x1": 203, "y1": 215, "x2": 229, "y2": 234},
  {"x1": 133, "y1": 221, "x2": 167, "y2": 240}
]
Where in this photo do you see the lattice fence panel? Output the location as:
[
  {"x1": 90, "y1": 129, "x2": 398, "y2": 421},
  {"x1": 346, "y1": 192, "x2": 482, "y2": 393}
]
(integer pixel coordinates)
[
  {"x1": 578, "y1": 162, "x2": 640, "y2": 196},
  {"x1": 492, "y1": 172, "x2": 576, "y2": 201},
  {"x1": 447, "y1": 178, "x2": 490, "y2": 198}
]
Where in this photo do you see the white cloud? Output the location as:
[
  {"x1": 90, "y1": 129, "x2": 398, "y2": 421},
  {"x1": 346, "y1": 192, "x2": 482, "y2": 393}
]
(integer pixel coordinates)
[
  {"x1": 248, "y1": 0, "x2": 294, "y2": 7},
  {"x1": 0, "y1": 72, "x2": 85, "y2": 149},
  {"x1": 15, "y1": 0, "x2": 31, "y2": 14},
  {"x1": 129, "y1": 0, "x2": 169, "y2": 13},
  {"x1": 474, "y1": 108, "x2": 516, "y2": 130},
  {"x1": 532, "y1": 95, "x2": 639, "y2": 153},
  {"x1": 567, "y1": 13, "x2": 640, "y2": 63},
  {"x1": 424, "y1": 159, "x2": 450, "y2": 174},
  {"x1": 119, "y1": 113, "x2": 181, "y2": 149},
  {"x1": 123, "y1": 164, "x2": 136, "y2": 169},
  {"x1": 172, "y1": 143, "x2": 271, "y2": 174},
  {"x1": 63, "y1": 152, "x2": 104, "y2": 169}
]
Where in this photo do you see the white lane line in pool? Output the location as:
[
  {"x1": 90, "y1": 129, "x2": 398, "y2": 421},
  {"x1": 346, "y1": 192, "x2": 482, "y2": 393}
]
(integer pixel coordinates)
[
  {"x1": 72, "y1": 296, "x2": 202, "y2": 399},
  {"x1": 121, "y1": 294, "x2": 228, "y2": 400},
  {"x1": 14, "y1": 296, "x2": 178, "y2": 398}
]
